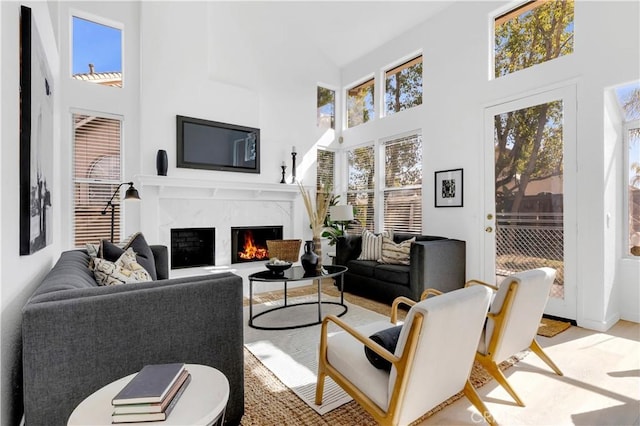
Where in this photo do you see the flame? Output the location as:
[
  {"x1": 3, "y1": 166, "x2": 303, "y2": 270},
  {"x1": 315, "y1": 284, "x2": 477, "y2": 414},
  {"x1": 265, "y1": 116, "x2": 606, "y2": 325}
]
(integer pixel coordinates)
[{"x1": 238, "y1": 231, "x2": 268, "y2": 260}]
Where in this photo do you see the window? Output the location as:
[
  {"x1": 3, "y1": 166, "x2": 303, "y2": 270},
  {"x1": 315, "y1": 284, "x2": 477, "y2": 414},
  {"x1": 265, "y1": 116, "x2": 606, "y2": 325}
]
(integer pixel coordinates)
[
  {"x1": 347, "y1": 145, "x2": 375, "y2": 231},
  {"x1": 72, "y1": 16, "x2": 122, "y2": 87},
  {"x1": 616, "y1": 83, "x2": 640, "y2": 256},
  {"x1": 384, "y1": 134, "x2": 422, "y2": 233},
  {"x1": 494, "y1": 0, "x2": 574, "y2": 78},
  {"x1": 385, "y1": 56, "x2": 423, "y2": 116},
  {"x1": 317, "y1": 149, "x2": 335, "y2": 191},
  {"x1": 73, "y1": 113, "x2": 122, "y2": 247},
  {"x1": 317, "y1": 86, "x2": 335, "y2": 129},
  {"x1": 347, "y1": 79, "x2": 375, "y2": 128}
]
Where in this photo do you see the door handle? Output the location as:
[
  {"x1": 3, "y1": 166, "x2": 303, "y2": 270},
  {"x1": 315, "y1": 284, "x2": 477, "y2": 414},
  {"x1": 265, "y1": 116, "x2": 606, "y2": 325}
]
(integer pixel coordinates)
[{"x1": 485, "y1": 226, "x2": 493, "y2": 233}]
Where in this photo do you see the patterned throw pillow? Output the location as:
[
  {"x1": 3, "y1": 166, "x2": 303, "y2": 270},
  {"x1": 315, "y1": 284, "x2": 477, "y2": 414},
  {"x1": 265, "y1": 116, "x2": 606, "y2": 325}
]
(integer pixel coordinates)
[
  {"x1": 379, "y1": 237, "x2": 416, "y2": 265},
  {"x1": 92, "y1": 248, "x2": 152, "y2": 286},
  {"x1": 358, "y1": 229, "x2": 393, "y2": 261},
  {"x1": 99, "y1": 232, "x2": 157, "y2": 280}
]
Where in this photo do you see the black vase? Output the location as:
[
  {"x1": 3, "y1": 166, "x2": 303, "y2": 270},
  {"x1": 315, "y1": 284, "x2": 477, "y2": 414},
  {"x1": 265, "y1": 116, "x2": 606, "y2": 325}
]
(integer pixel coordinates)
[
  {"x1": 156, "y1": 149, "x2": 168, "y2": 176},
  {"x1": 300, "y1": 240, "x2": 319, "y2": 274}
]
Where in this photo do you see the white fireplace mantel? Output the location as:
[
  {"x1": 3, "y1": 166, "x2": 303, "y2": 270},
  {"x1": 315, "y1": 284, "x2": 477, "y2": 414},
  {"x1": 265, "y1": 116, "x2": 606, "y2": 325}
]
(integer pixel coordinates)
[
  {"x1": 134, "y1": 175, "x2": 308, "y2": 268},
  {"x1": 135, "y1": 174, "x2": 307, "y2": 201}
]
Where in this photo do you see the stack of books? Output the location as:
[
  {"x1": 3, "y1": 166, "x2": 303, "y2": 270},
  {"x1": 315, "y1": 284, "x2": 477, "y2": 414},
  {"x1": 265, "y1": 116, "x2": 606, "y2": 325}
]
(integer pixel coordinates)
[{"x1": 111, "y1": 363, "x2": 191, "y2": 423}]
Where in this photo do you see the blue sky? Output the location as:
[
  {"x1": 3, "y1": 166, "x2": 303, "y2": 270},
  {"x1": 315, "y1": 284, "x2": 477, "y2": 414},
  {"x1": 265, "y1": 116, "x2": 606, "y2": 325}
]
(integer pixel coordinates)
[{"x1": 72, "y1": 16, "x2": 122, "y2": 75}]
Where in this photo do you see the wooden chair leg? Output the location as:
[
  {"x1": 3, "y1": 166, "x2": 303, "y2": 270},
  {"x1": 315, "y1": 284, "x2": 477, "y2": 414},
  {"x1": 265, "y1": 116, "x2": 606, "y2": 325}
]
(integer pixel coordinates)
[
  {"x1": 530, "y1": 339, "x2": 563, "y2": 376},
  {"x1": 463, "y1": 380, "x2": 498, "y2": 426},
  {"x1": 315, "y1": 369, "x2": 326, "y2": 405},
  {"x1": 477, "y1": 357, "x2": 525, "y2": 407}
]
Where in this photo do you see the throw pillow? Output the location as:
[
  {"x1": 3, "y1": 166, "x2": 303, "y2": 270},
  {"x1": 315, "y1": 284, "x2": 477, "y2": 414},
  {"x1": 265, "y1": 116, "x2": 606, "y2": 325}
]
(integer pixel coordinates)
[
  {"x1": 92, "y1": 248, "x2": 152, "y2": 286},
  {"x1": 99, "y1": 232, "x2": 157, "y2": 280},
  {"x1": 364, "y1": 325, "x2": 403, "y2": 371},
  {"x1": 379, "y1": 237, "x2": 415, "y2": 265},
  {"x1": 357, "y1": 229, "x2": 393, "y2": 261},
  {"x1": 86, "y1": 243, "x2": 100, "y2": 259}
]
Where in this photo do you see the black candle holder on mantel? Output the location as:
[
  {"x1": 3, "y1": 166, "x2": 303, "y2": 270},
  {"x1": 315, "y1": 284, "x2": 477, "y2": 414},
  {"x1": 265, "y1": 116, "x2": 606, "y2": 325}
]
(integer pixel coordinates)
[
  {"x1": 291, "y1": 150, "x2": 297, "y2": 183},
  {"x1": 280, "y1": 165, "x2": 287, "y2": 184}
]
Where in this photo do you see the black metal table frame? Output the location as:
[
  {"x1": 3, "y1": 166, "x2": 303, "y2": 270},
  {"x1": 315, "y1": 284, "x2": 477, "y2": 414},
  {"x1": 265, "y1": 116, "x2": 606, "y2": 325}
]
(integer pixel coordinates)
[{"x1": 248, "y1": 265, "x2": 348, "y2": 330}]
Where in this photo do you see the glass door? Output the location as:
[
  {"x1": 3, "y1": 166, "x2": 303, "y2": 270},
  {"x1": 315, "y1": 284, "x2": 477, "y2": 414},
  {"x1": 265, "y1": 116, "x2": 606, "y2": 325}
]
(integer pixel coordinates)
[{"x1": 484, "y1": 86, "x2": 577, "y2": 320}]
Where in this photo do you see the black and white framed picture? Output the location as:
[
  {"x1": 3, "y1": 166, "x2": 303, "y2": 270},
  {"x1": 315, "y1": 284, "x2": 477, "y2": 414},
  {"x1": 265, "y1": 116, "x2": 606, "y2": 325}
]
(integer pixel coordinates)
[
  {"x1": 20, "y1": 6, "x2": 54, "y2": 255},
  {"x1": 434, "y1": 168, "x2": 463, "y2": 208}
]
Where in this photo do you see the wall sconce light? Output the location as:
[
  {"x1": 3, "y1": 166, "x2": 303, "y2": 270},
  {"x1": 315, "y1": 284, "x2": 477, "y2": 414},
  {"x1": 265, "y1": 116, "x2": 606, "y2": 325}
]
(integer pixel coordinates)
[{"x1": 101, "y1": 182, "x2": 141, "y2": 242}]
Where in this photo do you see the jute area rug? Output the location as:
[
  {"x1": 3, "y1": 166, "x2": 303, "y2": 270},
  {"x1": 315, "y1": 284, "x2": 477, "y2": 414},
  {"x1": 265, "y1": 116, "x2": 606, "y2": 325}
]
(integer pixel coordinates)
[{"x1": 240, "y1": 281, "x2": 525, "y2": 426}]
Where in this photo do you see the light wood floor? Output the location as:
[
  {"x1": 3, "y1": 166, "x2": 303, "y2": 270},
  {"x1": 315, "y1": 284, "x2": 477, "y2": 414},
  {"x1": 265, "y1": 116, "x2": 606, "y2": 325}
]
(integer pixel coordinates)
[{"x1": 419, "y1": 319, "x2": 640, "y2": 425}]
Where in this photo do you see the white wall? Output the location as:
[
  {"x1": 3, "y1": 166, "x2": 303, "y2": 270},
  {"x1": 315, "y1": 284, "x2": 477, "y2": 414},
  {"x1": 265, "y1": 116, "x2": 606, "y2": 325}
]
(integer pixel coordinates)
[
  {"x1": 1, "y1": 3, "x2": 60, "y2": 424},
  {"x1": 340, "y1": 1, "x2": 640, "y2": 330},
  {"x1": 138, "y1": 2, "x2": 341, "y2": 191}
]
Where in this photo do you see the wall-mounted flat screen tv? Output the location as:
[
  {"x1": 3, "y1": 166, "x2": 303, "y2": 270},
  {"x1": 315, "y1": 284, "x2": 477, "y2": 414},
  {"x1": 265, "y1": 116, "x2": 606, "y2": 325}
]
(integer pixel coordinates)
[{"x1": 176, "y1": 115, "x2": 260, "y2": 174}]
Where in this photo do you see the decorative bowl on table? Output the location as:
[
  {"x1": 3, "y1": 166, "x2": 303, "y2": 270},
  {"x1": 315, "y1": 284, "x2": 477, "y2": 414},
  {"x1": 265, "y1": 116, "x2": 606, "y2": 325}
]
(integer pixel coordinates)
[{"x1": 265, "y1": 259, "x2": 292, "y2": 274}]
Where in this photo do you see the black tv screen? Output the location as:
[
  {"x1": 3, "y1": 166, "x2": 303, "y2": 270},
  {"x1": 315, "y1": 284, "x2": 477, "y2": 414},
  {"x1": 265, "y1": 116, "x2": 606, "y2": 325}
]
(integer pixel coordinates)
[{"x1": 177, "y1": 115, "x2": 260, "y2": 173}]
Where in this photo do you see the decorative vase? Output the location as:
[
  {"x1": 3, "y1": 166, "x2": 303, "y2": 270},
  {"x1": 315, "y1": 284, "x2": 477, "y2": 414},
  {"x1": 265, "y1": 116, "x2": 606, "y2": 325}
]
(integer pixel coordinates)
[
  {"x1": 156, "y1": 149, "x2": 168, "y2": 176},
  {"x1": 300, "y1": 240, "x2": 319, "y2": 274},
  {"x1": 312, "y1": 235, "x2": 323, "y2": 272}
]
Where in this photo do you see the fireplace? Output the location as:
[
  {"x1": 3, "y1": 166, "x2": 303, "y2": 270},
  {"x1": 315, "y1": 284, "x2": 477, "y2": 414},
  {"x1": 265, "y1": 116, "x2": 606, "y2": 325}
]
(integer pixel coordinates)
[
  {"x1": 171, "y1": 228, "x2": 215, "y2": 269},
  {"x1": 231, "y1": 226, "x2": 283, "y2": 264}
]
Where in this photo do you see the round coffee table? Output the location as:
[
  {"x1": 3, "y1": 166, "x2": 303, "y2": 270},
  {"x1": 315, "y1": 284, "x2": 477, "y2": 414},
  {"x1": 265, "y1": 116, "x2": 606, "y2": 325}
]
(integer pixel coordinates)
[
  {"x1": 248, "y1": 265, "x2": 348, "y2": 330},
  {"x1": 67, "y1": 364, "x2": 229, "y2": 426}
]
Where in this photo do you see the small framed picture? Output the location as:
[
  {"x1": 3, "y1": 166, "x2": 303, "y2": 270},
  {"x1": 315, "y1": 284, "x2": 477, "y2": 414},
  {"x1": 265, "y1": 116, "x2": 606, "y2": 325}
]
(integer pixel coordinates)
[{"x1": 434, "y1": 168, "x2": 463, "y2": 208}]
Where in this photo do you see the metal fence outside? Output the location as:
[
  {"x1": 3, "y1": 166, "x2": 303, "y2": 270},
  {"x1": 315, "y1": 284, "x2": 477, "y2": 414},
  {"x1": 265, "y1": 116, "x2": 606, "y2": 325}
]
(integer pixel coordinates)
[{"x1": 496, "y1": 212, "x2": 564, "y2": 297}]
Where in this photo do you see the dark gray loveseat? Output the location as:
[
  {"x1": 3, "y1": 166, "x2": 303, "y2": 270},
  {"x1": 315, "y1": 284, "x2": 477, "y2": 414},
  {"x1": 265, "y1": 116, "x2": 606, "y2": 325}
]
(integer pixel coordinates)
[
  {"x1": 335, "y1": 233, "x2": 466, "y2": 304},
  {"x1": 22, "y1": 246, "x2": 244, "y2": 426}
]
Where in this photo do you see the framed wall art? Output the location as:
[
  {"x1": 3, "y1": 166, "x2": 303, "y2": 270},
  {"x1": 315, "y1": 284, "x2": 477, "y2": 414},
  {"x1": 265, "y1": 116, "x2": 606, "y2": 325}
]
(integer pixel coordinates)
[
  {"x1": 434, "y1": 168, "x2": 463, "y2": 208},
  {"x1": 20, "y1": 6, "x2": 54, "y2": 255}
]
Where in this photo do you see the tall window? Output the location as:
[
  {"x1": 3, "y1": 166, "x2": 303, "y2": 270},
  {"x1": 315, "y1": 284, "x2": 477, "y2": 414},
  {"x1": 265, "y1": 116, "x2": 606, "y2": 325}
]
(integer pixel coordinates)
[
  {"x1": 347, "y1": 79, "x2": 375, "y2": 128},
  {"x1": 72, "y1": 16, "x2": 123, "y2": 87},
  {"x1": 494, "y1": 0, "x2": 574, "y2": 78},
  {"x1": 385, "y1": 56, "x2": 423, "y2": 116},
  {"x1": 384, "y1": 134, "x2": 422, "y2": 233},
  {"x1": 616, "y1": 83, "x2": 640, "y2": 256},
  {"x1": 316, "y1": 149, "x2": 335, "y2": 191},
  {"x1": 347, "y1": 145, "x2": 375, "y2": 231},
  {"x1": 73, "y1": 113, "x2": 122, "y2": 246},
  {"x1": 317, "y1": 86, "x2": 335, "y2": 130}
]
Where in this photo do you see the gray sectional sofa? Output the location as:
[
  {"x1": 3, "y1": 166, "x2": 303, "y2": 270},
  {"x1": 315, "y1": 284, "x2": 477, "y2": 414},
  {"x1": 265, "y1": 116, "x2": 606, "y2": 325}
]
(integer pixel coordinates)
[
  {"x1": 335, "y1": 232, "x2": 466, "y2": 303},
  {"x1": 22, "y1": 246, "x2": 244, "y2": 426}
]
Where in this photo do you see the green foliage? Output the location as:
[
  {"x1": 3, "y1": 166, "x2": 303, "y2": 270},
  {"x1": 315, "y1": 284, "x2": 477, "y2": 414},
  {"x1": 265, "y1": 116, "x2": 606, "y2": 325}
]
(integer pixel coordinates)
[
  {"x1": 385, "y1": 61, "x2": 423, "y2": 114},
  {"x1": 495, "y1": 0, "x2": 574, "y2": 78},
  {"x1": 347, "y1": 82, "x2": 375, "y2": 128},
  {"x1": 494, "y1": 100, "x2": 564, "y2": 213}
]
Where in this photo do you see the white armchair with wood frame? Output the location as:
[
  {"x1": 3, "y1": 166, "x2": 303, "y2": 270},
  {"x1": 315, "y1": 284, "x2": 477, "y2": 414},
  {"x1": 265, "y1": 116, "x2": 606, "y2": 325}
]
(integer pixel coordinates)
[
  {"x1": 441, "y1": 267, "x2": 563, "y2": 407},
  {"x1": 315, "y1": 285, "x2": 496, "y2": 426}
]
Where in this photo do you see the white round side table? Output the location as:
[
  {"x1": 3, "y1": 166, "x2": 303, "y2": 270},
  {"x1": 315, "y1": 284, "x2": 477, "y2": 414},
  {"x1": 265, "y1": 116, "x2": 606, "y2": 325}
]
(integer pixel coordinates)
[{"x1": 68, "y1": 364, "x2": 229, "y2": 426}]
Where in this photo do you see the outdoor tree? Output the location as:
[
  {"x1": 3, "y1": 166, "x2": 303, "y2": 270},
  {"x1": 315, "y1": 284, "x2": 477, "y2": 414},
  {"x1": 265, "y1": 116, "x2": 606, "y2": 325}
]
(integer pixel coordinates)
[
  {"x1": 385, "y1": 60, "x2": 423, "y2": 114},
  {"x1": 494, "y1": 0, "x2": 574, "y2": 213},
  {"x1": 348, "y1": 146, "x2": 375, "y2": 229}
]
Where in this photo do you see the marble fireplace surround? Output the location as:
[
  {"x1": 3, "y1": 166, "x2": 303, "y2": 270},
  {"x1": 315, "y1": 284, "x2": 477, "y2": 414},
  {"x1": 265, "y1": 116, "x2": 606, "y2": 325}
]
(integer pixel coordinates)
[{"x1": 136, "y1": 175, "x2": 308, "y2": 280}]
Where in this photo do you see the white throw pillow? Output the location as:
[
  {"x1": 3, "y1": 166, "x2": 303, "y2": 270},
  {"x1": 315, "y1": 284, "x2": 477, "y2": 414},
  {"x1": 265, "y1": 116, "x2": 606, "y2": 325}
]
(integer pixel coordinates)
[{"x1": 358, "y1": 229, "x2": 393, "y2": 261}]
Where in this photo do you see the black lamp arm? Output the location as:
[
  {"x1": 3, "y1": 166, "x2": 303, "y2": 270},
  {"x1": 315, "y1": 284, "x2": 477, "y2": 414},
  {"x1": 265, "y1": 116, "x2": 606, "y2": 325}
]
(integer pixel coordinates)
[{"x1": 101, "y1": 182, "x2": 133, "y2": 215}]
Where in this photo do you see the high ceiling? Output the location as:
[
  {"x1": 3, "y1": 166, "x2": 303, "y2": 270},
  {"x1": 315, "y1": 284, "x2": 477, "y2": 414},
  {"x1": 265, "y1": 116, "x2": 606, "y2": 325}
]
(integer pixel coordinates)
[{"x1": 249, "y1": 2, "x2": 456, "y2": 68}]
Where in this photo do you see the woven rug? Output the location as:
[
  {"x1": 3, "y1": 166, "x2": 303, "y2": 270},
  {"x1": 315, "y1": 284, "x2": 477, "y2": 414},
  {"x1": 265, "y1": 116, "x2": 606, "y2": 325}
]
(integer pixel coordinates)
[
  {"x1": 243, "y1": 296, "x2": 389, "y2": 414},
  {"x1": 241, "y1": 282, "x2": 527, "y2": 425},
  {"x1": 537, "y1": 317, "x2": 572, "y2": 337}
]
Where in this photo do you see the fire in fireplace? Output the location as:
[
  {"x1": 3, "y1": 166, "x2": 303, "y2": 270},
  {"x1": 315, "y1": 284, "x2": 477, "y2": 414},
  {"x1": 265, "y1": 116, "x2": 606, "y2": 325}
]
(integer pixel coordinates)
[{"x1": 231, "y1": 226, "x2": 283, "y2": 263}]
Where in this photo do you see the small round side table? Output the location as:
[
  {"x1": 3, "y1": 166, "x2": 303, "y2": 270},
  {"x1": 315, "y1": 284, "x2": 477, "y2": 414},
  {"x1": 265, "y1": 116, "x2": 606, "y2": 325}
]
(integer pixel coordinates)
[{"x1": 67, "y1": 364, "x2": 229, "y2": 426}]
